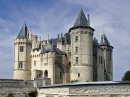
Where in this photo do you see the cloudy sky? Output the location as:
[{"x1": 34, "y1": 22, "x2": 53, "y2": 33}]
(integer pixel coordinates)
[{"x1": 0, "y1": 0, "x2": 130, "y2": 81}]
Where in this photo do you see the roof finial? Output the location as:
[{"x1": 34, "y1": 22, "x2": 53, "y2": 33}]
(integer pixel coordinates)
[
  {"x1": 47, "y1": 35, "x2": 49, "y2": 44},
  {"x1": 25, "y1": 20, "x2": 26, "y2": 24},
  {"x1": 48, "y1": 35, "x2": 49, "y2": 40},
  {"x1": 81, "y1": 5, "x2": 82, "y2": 9},
  {"x1": 103, "y1": 28, "x2": 105, "y2": 35},
  {"x1": 87, "y1": 14, "x2": 90, "y2": 26},
  {"x1": 39, "y1": 37, "x2": 41, "y2": 41}
]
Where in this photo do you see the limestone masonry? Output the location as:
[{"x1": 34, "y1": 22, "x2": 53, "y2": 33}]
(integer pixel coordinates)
[
  {"x1": 13, "y1": 8, "x2": 113, "y2": 84},
  {"x1": 38, "y1": 81, "x2": 130, "y2": 97}
]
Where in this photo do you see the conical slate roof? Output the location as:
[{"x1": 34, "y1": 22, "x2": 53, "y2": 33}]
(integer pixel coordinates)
[
  {"x1": 17, "y1": 23, "x2": 28, "y2": 38},
  {"x1": 74, "y1": 8, "x2": 88, "y2": 27},
  {"x1": 93, "y1": 37, "x2": 100, "y2": 47},
  {"x1": 100, "y1": 33, "x2": 110, "y2": 46}
]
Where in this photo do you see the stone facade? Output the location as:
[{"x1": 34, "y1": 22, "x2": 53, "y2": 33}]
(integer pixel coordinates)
[
  {"x1": 0, "y1": 79, "x2": 34, "y2": 97},
  {"x1": 37, "y1": 82, "x2": 130, "y2": 97},
  {"x1": 13, "y1": 8, "x2": 113, "y2": 84},
  {"x1": 0, "y1": 78, "x2": 51, "y2": 97}
]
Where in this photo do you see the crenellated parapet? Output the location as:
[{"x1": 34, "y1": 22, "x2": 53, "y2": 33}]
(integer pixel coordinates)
[
  {"x1": 14, "y1": 38, "x2": 32, "y2": 44},
  {"x1": 70, "y1": 28, "x2": 94, "y2": 36}
]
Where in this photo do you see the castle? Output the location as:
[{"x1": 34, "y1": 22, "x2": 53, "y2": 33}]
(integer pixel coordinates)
[{"x1": 13, "y1": 8, "x2": 113, "y2": 84}]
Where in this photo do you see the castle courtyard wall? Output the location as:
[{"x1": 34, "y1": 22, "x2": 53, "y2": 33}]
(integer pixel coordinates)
[
  {"x1": 38, "y1": 81, "x2": 130, "y2": 97},
  {"x1": 0, "y1": 79, "x2": 35, "y2": 97}
]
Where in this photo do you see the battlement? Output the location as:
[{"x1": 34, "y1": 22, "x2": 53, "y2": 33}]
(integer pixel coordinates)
[
  {"x1": 0, "y1": 79, "x2": 33, "y2": 88},
  {"x1": 70, "y1": 27, "x2": 94, "y2": 36},
  {"x1": 14, "y1": 38, "x2": 32, "y2": 44}
]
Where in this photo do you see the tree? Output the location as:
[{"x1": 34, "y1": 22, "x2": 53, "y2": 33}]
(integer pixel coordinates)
[
  {"x1": 122, "y1": 70, "x2": 130, "y2": 81},
  {"x1": 6, "y1": 93, "x2": 14, "y2": 97}
]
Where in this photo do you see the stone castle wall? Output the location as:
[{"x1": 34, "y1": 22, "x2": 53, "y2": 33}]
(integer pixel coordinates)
[
  {"x1": 38, "y1": 82, "x2": 130, "y2": 97},
  {"x1": 0, "y1": 79, "x2": 35, "y2": 97},
  {"x1": 0, "y1": 78, "x2": 51, "y2": 97},
  {"x1": 70, "y1": 28, "x2": 94, "y2": 82}
]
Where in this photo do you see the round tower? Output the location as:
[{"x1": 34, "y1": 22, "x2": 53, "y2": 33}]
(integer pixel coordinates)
[
  {"x1": 69, "y1": 8, "x2": 95, "y2": 82},
  {"x1": 13, "y1": 24, "x2": 32, "y2": 80},
  {"x1": 42, "y1": 43, "x2": 56, "y2": 84},
  {"x1": 100, "y1": 33, "x2": 113, "y2": 81}
]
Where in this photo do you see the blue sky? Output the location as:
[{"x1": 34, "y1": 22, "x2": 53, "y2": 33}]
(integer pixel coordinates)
[{"x1": 0, "y1": 0, "x2": 130, "y2": 81}]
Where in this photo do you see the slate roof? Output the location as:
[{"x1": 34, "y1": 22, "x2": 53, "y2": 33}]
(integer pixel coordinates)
[
  {"x1": 48, "y1": 37, "x2": 71, "y2": 46},
  {"x1": 100, "y1": 33, "x2": 110, "y2": 46},
  {"x1": 41, "y1": 44, "x2": 66, "y2": 55},
  {"x1": 93, "y1": 37, "x2": 100, "y2": 47},
  {"x1": 69, "y1": 8, "x2": 95, "y2": 32},
  {"x1": 49, "y1": 38, "x2": 57, "y2": 46},
  {"x1": 74, "y1": 8, "x2": 88, "y2": 27},
  {"x1": 33, "y1": 35, "x2": 71, "y2": 55},
  {"x1": 17, "y1": 23, "x2": 28, "y2": 38}
]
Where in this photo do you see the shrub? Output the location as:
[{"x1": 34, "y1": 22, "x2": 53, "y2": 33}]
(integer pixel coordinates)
[
  {"x1": 71, "y1": 80, "x2": 79, "y2": 82},
  {"x1": 28, "y1": 90, "x2": 38, "y2": 97},
  {"x1": 6, "y1": 93, "x2": 14, "y2": 97}
]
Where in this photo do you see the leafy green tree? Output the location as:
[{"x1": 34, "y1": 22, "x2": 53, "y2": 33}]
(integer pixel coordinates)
[
  {"x1": 122, "y1": 70, "x2": 130, "y2": 81},
  {"x1": 6, "y1": 93, "x2": 14, "y2": 97},
  {"x1": 28, "y1": 90, "x2": 38, "y2": 97}
]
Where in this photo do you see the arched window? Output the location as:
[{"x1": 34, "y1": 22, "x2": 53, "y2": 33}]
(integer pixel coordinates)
[{"x1": 44, "y1": 70, "x2": 48, "y2": 78}]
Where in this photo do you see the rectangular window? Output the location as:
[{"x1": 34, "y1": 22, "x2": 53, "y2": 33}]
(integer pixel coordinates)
[
  {"x1": 78, "y1": 73, "x2": 80, "y2": 77},
  {"x1": 75, "y1": 47, "x2": 78, "y2": 53},
  {"x1": 76, "y1": 57, "x2": 78, "y2": 64},
  {"x1": 101, "y1": 57, "x2": 103, "y2": 64},
  {"x1": 69, "y1": 62, "x2": 71, "y2": 66},
  {"x1": 34, "y1": 61, "x2": 36, "y2": 66},
  {"x1": 18, "y1": 62, "x2": 23, "y2": 69},
  {"x1": 20, "y1": 46, "x2": 24, "y2": 52},
  {"x1": 60, "y1": 72, "x2": 62, "y2": 79},
  {"x1": 75, "y1": 36, "x2": 78, "y2": 42}
]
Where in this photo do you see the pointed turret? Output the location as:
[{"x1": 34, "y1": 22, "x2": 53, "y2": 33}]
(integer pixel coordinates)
[
  {"x1": 14, "y1": 23, "x2": 31, "y2": 80},
  {"x1": 74, "y1": 8, "x2": 88, "y2": 27},
  {"x1": 69, "y1": 8, "x2": 94, "y2": 32},
  {"x1": 100, "y1": 32, "x2": 113, "y2": 81},
  {"x1": 100, "y1": 33, "x2": 110, "y2": 46},
  {"x1": 93, "y1": 37, "x2": 100, "y2": 47},
  {"x1": 17, "y1": 23, "x2": 28, "y2": 39},
  {"x1": 69, "y1": 8, "x2": 95, "y2": 82}
]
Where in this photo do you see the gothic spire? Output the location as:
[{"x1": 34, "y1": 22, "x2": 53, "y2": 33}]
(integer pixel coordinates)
[
  {"x1": 74, "y1": 8, "x2": 88, "y2": 27},
  {"x1": 17, "y1": 23, "x2": 28, "y2": 39},
  {"x1": 100, "y1": 33, "x2": 110, "y2": 46}
]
